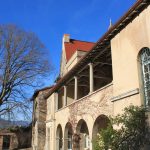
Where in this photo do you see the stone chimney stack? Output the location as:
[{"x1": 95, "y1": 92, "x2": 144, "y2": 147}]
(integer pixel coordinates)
[{"x1": 63, "y1": 34, "x2": 70, "y2": 43}]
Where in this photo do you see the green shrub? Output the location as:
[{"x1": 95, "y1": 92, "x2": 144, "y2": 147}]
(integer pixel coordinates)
[{"x1": 93, "y1": 105, "x2": 150, "y2": 150}]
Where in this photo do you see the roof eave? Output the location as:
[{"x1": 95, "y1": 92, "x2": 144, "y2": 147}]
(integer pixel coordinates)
[{"x1": 45, "y1": 0, "x2": 150, "y2": 99}]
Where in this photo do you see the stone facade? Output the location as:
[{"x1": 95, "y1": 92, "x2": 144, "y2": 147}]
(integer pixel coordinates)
[
  {"x1": 32, "y1": 1, "x2": 150, "y2": 150},
  {"x1": 0, "y1": 130, "x2": 18, "y2": 150},
  {"x1": 32, "y1": 88, "x2": 52, "y2": 150},
  {"x1": 0, "y1": 127, "x2": 32, "y2": 150}
]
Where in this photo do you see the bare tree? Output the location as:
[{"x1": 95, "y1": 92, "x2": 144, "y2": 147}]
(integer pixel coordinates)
[{"x1": 0, "y1": 24, "x2": 52, "y2": 119}]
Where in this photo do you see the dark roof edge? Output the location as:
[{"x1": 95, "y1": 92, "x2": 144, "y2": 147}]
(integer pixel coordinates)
[
  {"x1": 30, "y1": 86, "x2": 54, "y2": 101},
  {"x1": 45, "y1": 0, "x2": 150, "y2": 99},
  {"x1": 68, "y1": 39, "x2": 95, "y2": 43}
]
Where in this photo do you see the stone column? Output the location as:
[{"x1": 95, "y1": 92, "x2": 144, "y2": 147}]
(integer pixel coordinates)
[
  {"x1": 64, "y1": 86, "x2": 67, "y2": 106},
  {"x1": 74, "y1": 76, "x2": 78, "y2": 100},
  {"x1": 89, "y1": 63, "x2": 94, "y2": 93}
]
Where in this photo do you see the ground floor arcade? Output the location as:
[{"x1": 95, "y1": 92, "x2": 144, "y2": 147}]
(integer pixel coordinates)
[
  {"x1": 45, "y1": 84, "x2": 113, "y2": 150},
  {"x1": 46, "y1": 115, "x2": 110, "y2": 150}
]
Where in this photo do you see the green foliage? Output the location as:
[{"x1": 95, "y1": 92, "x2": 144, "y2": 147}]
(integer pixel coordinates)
[
  {"x1": 93, "y1": 134, "x2": 104, "y2": 150},
  {"x1": 93, "y1": 105, "x2": 150, "y2": 150}
]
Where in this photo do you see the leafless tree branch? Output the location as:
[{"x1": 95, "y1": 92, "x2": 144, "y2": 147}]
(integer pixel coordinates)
[{"x1": 0, "y1": 24, "x2": 53, "y2": 119}]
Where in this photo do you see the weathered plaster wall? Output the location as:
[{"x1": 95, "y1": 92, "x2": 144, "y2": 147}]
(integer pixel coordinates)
[
  {"x1": 111, "y1": 5, "x2": 150, "y2": 115},
  {"x1": 46, "y1": 93, "x2": 56, "y2": 150},
  {"x1": 60, "y1": 47, "x2": 67, "y2": 77}
]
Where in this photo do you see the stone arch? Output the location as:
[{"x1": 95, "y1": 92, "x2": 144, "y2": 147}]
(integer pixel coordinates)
[
  {"x1": 56, "y1": 124, "x2": 63, "y2": 150},
  {"x1": 137, "y1": 47, "x2": 150, "y2": 60},
  {"x1": 76, "y1": 119, "x2": 90, "y2": 150},
  {"x1": 92, "y1": 114, "x2": 110, "y2": 142},
  {"x1": 64, "y1": 122, "x2": 73, "y2": 150}
]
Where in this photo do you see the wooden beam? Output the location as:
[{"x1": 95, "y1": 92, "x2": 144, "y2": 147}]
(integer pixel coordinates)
[
  {"x1": 94, "y1": 62, "x2": 112, "y2": 66},
  {"x1": 93, "y1": 75, "x2": 111, "y2": 81},
  {"x1": 78, "y1": 84, "x2": 89, "y2": 87},
  {"x1": 92, "y1": 45, "x2": 111, "y2": 62},
  {"x1": 77, "y1": 64, "x2": 89, "y2": 75},
  {"x1": 79, "y1": 74, "x2": 111, "y2": 81},
  {"x1": 68, "y1": 83, "x2": 88, "y2": 87}
]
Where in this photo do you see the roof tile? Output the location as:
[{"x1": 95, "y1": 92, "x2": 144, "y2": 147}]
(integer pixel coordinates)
[{"x1": 64, "y1": 39, "x2": 95, "y2": 61}]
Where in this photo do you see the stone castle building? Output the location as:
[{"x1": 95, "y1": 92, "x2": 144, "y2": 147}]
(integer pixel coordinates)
[
  {"x1": 0, "y1": 129, "x2": 18, "y2": 150},
  {"x1": 0, "y1": 126, "x2": 32, "y2": 150},
  {"x1": 32, "y1": 0, "x2": 150, "y2": 149}
]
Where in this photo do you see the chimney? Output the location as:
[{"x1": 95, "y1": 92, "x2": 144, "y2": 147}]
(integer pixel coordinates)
[{"x1": 63, "y1": 34, "x2": 70, "y2": 43}]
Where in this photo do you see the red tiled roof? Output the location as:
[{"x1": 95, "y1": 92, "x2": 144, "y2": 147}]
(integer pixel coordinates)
[{"x1": 64, "y1": 39, "x2": 95, "y2": 61}]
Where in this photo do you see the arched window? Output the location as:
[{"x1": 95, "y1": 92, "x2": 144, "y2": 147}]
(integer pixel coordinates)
[{"x1": 140, "y1": 47, "x2": 150, "y2": 107}]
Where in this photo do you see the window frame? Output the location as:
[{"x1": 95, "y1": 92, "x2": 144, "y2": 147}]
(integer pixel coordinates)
[{"x1": 139, "y1": 47, "x2": 150, "y2": 108}]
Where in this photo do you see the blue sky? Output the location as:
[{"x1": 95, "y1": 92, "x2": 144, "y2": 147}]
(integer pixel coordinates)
[{"x1": 0, "y1": 0, "x2": 136, "y2": 86}]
